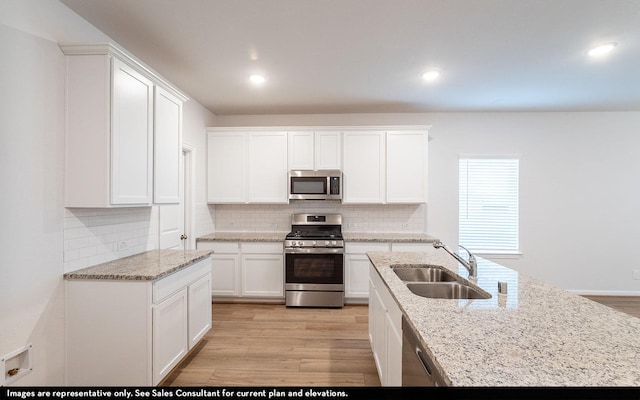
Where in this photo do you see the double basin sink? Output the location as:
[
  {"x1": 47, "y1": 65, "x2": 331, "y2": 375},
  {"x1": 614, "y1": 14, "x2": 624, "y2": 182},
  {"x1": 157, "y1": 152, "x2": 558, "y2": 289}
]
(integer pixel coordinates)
[{"x1": 391, "y1": 264, "x2": 491, "y2": 300}]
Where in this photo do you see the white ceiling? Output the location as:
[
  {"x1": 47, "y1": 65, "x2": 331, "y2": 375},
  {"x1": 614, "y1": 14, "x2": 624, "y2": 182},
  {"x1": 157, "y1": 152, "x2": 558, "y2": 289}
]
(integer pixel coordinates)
[{"x1": 60, "y1": 0, "x2": 640, "y2": 115}]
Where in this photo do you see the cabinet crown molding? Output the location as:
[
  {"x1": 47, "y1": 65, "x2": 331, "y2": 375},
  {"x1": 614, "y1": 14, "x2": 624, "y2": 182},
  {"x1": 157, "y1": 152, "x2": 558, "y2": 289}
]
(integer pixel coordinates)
[
  {"x1": 59, "y1": 43, "x2": 189, "y2": 103},
  {"x1": 206, "y1": 125, "x2": 431, "y2": 132}
]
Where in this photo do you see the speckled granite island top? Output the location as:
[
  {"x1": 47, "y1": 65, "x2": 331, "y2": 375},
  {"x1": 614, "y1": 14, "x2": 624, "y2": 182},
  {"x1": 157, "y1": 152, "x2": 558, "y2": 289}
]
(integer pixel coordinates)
[
  {"x1": 64, "y1": 249, "x2": 213, "y2": 281},
  {"x1": 368, "y1": 250, "x2": 640, "y2": 386}
]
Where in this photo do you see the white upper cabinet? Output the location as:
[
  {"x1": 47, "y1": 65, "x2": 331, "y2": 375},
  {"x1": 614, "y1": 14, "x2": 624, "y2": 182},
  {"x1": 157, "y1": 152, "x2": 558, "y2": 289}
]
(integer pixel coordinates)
[
  {"x1": 61, "y1": 44, "x2": 186, "y2": 208},
  {"x1": 207, "y1": 132, "x2": 246, "y2": 203},
  {"x1": 153, "y1": 86, "x2": 182, "y2": 204},
  {"x1": 386, "y1": 130, "x2": 428, "y2": 203},
  {"x1": 342, "y1": 127, "x2": 429, "y2": 204},
  {"x1": 288, "y1": 131, "x2": 342, "y2": 170},
  {"x1": 342, "y1": 131, "x2": 386, "y2": 204},
  {"x1": 248, "y1": 132, "x2": 289, "y2": 203},
  {"x1": 207, "y1": 130, "x2": 288, "y2": 204}
]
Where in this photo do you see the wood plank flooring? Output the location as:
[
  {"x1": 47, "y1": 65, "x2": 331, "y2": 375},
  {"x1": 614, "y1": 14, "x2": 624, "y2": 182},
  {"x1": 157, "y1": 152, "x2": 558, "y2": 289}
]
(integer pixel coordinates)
[
  {"x1": 163, "y1": 297, "x2": 639, "y2": 387},
  {"x1": 162, "y1": 303, "x2": 381, "y2": 387},
  {"x1": 582, "y1": 295, "x2": 640, "y2": 318}
]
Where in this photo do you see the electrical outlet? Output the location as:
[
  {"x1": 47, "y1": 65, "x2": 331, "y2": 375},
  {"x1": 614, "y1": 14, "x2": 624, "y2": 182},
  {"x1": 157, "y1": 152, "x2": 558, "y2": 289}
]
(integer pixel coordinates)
[
  {"x1": 401, "y1": 223, "x2": 409, "y2": 230},
  {"x1": 633, "y1": 269, "x2": 640, "y2": 280},
  {"x1": 347, "y1": 223, "x2": 357, "y2": 230},
  {"x1": 118, "y1": 241, "x2": 130, "y2": 250}
]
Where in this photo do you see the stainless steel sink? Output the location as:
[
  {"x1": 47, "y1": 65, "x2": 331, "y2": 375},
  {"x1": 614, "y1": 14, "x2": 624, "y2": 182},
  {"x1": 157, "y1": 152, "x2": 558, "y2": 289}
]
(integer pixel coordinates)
[
  {"x1": 391, "y1": 265, "x2": 458, "y2": 282},
  {"x1": 406, "y1": 282, "x2": 491, "y2": 300}
]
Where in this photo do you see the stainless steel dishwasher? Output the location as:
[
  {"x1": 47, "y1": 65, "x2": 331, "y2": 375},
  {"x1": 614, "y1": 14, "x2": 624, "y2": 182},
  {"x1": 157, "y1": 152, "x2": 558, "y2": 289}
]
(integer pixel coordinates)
[{"x1": 402, "y1": 316, "x2": 447, "y2": 386}]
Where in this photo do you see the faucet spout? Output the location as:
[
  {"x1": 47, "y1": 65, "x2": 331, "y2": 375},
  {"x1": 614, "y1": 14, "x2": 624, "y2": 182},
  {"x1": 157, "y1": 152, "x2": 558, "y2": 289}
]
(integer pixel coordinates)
[{"x1": 432, "y1": 241, "x2": 478, "y2": 280}]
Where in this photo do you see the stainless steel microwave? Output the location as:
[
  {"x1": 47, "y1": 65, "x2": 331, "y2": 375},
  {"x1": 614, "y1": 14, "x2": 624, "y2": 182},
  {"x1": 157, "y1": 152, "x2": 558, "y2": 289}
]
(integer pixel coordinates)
[{"x1": 289, "y1": 170, "x2": 342, "y2": 200}]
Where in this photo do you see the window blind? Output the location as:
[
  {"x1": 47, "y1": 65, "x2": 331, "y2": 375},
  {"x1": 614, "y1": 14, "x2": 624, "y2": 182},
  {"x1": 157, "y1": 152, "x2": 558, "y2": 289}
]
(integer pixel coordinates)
[{"x1": 459, "y1": 157, "x2": 519, "y2": 253}]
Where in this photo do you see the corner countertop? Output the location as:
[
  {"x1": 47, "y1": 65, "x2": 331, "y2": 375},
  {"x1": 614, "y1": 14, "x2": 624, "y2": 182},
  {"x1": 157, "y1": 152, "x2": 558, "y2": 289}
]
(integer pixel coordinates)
[
  {"x1": 196, "y1": 231, "x2": 438, "y2": 243},
  {"x1": 367, "y1": 250, "x2": 640, "y2": 386},
  {"x1": 63, "y1": 249, "x2": 213, "y2": 281}
]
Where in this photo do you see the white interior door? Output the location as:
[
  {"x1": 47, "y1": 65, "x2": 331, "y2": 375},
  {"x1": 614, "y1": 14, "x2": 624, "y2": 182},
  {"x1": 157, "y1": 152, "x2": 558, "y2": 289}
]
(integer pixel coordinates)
[{"x1": 159, "y1": 147, "x2": 193, "y2": 249}]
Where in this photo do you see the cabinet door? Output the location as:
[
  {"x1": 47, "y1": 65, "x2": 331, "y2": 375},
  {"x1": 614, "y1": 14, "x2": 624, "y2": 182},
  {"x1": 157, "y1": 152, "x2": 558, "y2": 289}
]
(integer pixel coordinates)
[
  {"x1": 385, "y1": 312, "x2": 403, "y2": 386},
  {"x1": 154, "y1": 86, "x2": 182, "y2": 204},
  {"x1": 111, "y1": 57, "x2": 153, "y2": 205},
  {"x1": 369, "y1": 279, "x2": 387, "y2": 385},
  {"x1": 386, "y1": 131, "x2": 428, "y2": 203},
  {"x1": 207, "y1": 132, "x2": 245, "y2": 203},
  {"x1": 342, "y1": 131, "x2": 385, "y2": 204},
  {"x1": 241, "y1": 254, "x2": 284, "y2": 297},
  {"x1": 188, "y1": 274, "x2": 212, "y2": 350},
  {"x1": 315, "y1": 131, "x2": 342, "y2": 170},
  {"x1": 345, "y1": 254, "x2": 370, "y2": 299},
  {"x1": 152, "y1": 288, "x2": 188, "y2": 385},
  {"x1": 247, "y1": 132, "x2": 288, "y2": 203},
  {"x1": 288, "y1": 131, "x2": 315, "y2": 170},
  {"x1": 211, "y1": 254, "x2": 241, "y2": 296}
]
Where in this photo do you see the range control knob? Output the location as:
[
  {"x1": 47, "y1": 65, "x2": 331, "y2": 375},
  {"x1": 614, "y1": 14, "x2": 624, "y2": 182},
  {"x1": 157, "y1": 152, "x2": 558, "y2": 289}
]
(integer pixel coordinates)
[
  {"x1": 297, "y1": 241, "x2": 304, "y2": 247},
  {"x1": 324, "y1": 241, "x2": 330, "y2": 246},
  {"x1": 312, "y1": 241, "x2": 317, "y2": 247},
  {"x1": 331, "y1": 241, "x2": 337, "y2": 246}
]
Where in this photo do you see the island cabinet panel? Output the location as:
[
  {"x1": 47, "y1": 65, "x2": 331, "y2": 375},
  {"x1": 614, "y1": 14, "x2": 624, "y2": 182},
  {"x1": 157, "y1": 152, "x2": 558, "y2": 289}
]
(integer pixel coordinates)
[
  {"x1": 368, "y1": 262, "x2": 402, "y2": 386},
  {"x1": 65, "y1": 258, "x2": 211, "y2": 386}
]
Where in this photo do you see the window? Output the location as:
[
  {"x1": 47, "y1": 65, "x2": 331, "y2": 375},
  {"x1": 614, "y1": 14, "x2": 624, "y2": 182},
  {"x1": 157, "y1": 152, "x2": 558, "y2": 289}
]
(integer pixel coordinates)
[{"x1": 459, "y1": 157, "x2": 519, "y2": 255}]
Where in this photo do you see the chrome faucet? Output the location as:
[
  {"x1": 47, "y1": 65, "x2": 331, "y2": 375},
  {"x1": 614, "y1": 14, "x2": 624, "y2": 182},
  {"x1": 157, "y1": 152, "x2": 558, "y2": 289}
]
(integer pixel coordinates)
[{"x1": 433, "y1": 241, "x2": 478, "y2": 280}]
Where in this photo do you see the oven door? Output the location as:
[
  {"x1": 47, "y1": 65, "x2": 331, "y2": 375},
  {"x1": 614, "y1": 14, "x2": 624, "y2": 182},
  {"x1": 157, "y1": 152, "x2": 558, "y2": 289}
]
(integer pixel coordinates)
[{"x1": 285, "y1": 248, "x2": 344, "y2": 290}]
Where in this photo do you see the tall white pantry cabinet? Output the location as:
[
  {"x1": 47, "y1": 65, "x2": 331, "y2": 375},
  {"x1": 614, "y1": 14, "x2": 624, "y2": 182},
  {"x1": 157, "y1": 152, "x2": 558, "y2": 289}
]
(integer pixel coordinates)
[{"x1": 61, "y1": 44, "x2": 187, "y2": 207}]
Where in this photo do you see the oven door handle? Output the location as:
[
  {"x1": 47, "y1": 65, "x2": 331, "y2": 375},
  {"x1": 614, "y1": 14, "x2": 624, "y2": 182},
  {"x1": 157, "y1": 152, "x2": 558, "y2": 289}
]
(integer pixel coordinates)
[{"x1": 285, "y1": 248, "x2": 344, "y2": 254}]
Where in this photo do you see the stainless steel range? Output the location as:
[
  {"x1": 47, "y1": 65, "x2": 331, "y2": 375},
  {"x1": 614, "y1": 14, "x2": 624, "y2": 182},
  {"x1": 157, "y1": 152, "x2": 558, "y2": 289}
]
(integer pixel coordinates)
[{"x1": 284, "y1": 213, "x2": 344, "y2": 308}]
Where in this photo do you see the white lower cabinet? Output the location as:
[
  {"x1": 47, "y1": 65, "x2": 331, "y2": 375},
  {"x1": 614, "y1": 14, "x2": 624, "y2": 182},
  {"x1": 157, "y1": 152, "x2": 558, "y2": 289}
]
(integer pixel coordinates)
[
  {"x1": 153, "y1": 288, "x2": 188, "y2": 384},
  {"x1": 66, "y1": 258, "x2": 212, "y2": 386},
  {"x1": 196, "y1": 241, "x2": 284, "y2": 299},
  {"x1": 369, "y1": 262, "x2": 402, "y2": 386},
  {"x1": 345, "y1": 242, "x2": 390, "y2": 302}
]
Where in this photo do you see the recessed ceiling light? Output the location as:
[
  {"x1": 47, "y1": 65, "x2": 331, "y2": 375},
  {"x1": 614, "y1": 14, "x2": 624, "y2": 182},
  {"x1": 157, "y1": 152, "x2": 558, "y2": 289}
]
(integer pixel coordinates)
[
  {"x1": 249, "y1": 74, "x2": 266, "y2": 85},
  {"x1": 588, "y1": 42, "x2": 617, "y2": 57},
  {"x1": 421, "y1": 70, "x2": 440, "y2": 82}
]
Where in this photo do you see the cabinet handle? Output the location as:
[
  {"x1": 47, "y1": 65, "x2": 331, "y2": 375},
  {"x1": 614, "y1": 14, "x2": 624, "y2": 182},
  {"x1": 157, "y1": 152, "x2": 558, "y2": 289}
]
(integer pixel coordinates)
[{"x1": 180, "y1": 234, "x2": 188, "y2": 240}]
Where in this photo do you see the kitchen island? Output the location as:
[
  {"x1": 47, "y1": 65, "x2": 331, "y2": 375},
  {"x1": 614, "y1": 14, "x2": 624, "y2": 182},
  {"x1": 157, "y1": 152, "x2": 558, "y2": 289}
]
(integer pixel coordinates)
[{"x1": 367, "y1": 250, "x2": 640, "y2": 386}]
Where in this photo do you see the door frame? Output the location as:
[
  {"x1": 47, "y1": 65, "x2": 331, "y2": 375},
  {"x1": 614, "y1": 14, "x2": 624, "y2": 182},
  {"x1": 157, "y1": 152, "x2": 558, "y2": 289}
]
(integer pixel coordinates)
[{"x1": 182, "y1": 143, "x2": 196, "y2": 250}]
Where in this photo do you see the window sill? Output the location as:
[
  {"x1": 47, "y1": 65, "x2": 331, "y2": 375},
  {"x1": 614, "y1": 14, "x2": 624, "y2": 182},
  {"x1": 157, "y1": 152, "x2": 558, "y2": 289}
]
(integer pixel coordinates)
[{"x1": 473, "y1": 251, "x2": 522, "y2": 260}]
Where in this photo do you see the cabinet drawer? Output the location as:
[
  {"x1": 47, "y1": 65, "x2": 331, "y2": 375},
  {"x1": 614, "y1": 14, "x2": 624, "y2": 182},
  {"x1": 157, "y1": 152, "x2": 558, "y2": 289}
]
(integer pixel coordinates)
[
  {"x1": 153, "y1": 258, "x2": 211, "y2": 303},
  {"x1": 241, "y1": 242, "x2": 283, "y2": 254},
  {"x1": 197, "y1": 241, "x2": 239, "y2": 253},
  {"x1": 345, "y1": 242, "x2": 390, "y2": 254}
]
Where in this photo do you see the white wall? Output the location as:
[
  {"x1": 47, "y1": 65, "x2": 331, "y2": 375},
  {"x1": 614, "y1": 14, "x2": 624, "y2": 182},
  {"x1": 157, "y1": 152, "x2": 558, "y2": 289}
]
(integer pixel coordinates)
[
  {"x1": 0, "y1": 0, "x2": 216, "y2": 385},
  {"x1": 0, "y1": 24, "x2": 66, "y2": 386},
  {"x1": 216, "y1": 112, "x2": 640, "y2": 294}
]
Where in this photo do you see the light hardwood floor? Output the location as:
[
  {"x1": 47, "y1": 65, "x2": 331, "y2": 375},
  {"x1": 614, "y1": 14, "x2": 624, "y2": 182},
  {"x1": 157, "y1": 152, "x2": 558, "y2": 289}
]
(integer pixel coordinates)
[
  {"x1": 582, "y1": 295, "x2": 640, "y2": 319},
  {"x1": 163, "y1": 297, "x2": 639, "y2": 387},
  {"x1": 162, "y1": 303, "x2": 381, "y2": 387}
]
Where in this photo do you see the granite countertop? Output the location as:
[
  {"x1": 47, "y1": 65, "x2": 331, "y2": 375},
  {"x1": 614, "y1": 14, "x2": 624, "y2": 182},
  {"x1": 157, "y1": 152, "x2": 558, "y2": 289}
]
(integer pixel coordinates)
[
  {"x1": 367, "y1": 250, "x2": 640, "y2": 386},
  {"x1": 343, "y1": 232, "x2": 438, "y2": 243},
  {"x1": 196, "y1": 231, "x2": 438, "y2": 243},
  {"x1": 64, "y1": 249, "x2": 213, "y2": 281},
  {"x1": 196, "y1": 232, "x2": 289, "y2": 242}
]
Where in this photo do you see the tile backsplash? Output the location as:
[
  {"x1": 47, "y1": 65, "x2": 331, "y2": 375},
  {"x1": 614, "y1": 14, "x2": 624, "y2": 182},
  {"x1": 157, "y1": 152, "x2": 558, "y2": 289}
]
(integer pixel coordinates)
[{"x1": 214, "y1": 202, "x2": 426, "y2": 232}]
